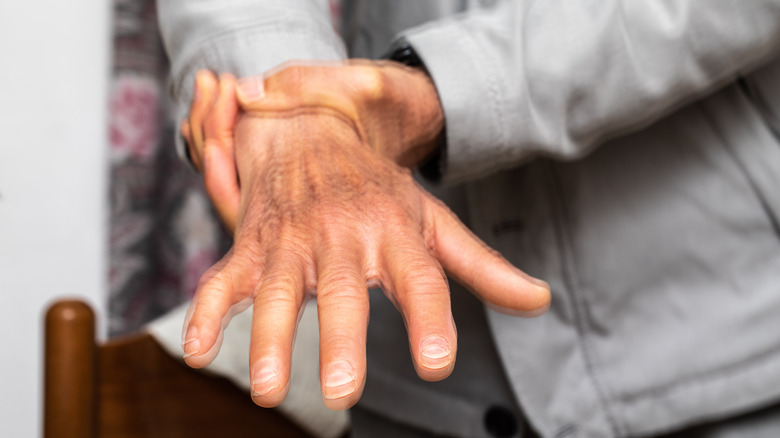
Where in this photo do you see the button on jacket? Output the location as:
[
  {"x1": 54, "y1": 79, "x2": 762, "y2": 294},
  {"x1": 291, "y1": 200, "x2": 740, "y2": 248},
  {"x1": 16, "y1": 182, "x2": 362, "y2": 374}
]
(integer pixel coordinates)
[{"x1": 158, "y1": 1, "x2": 780, "y2": 436}]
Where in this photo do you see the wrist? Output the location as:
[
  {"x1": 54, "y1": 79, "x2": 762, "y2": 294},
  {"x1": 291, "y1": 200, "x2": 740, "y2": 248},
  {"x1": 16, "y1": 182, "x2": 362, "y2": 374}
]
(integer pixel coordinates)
[
  {"x1": 382, "y1": 42, "x2": 446, "y2": 177},
  {"x1": 235, "y1": 59, "x2": 445, "y2": 169},
  {"x1": 377, "y1": 62, "x2": 444, "y2": 167}
]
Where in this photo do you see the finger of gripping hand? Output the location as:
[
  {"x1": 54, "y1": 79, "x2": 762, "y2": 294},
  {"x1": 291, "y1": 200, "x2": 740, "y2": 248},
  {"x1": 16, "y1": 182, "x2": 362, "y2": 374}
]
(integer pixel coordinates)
[
  {"x1": 187, "y1": 70, "x2": 219, "y2": 171},
  {"x1": 183, "y1": 251, "x2": 261, "y2": 369},
  {"x1": 315, "y1": 235, "x2": 369, "y2": 410},
  {"x1": 202, "y1": 73, "x2": 239, "y2": 154},
  {"x1": 249, "y1": 249, "x2": 308, "y2": 407}
]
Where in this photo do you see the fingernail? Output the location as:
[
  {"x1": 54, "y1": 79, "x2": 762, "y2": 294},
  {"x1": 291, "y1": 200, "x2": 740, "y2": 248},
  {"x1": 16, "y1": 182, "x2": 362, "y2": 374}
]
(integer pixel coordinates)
[
  {"x1": 323, "y1": 360, "x2": 356, "y2": 400},
  {"x1": 182, "y1": 326, "x2": 200, "y2": 358},
  {"x1": 237, "y1": 76, "x2": 265, "y2": 101},
  {"x1": 251, "y1": 360, "x2": 281, "y2": 397},
  {"x1": 419, "y1": 336, "x2": 451, "y2": 370},
  {"x1": 512, "y1": 266, "x2": 549, "y2": 290},
  {"x1": 531, "y1": 277, "x2": 550, "y2": 290}
]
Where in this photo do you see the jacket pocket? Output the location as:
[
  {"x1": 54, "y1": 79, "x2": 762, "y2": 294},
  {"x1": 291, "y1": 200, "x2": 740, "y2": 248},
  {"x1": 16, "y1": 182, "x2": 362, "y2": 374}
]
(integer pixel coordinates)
[
  {"x1": 739, "y1": 57, "x2": 780, "y2": 142},
  {"x1": 709, "y1": 82, "x2": 780, "y2": 233}
]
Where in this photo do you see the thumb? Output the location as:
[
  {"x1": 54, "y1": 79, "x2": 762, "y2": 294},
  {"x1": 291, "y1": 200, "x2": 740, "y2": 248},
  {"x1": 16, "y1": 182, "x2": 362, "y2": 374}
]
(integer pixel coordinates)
[
  {"x1": 425, "y1": 195, "x2": 551, "y2": 316},
  {"x1": 203, "y1": 143, "x2": 240, "y2": 233}
]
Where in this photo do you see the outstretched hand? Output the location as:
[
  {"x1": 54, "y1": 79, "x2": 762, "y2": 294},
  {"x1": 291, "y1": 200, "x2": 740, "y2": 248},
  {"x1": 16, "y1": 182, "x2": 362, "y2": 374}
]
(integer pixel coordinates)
[{"x1": 181, "y1": 61, "x2": 550, "y2": 410}]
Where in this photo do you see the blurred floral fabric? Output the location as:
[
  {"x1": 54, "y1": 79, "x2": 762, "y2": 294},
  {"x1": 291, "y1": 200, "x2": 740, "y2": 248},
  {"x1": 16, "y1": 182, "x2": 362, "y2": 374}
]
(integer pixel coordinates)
[{"x1": 108, "y1": 0, "x2": 229, "y2": 336}]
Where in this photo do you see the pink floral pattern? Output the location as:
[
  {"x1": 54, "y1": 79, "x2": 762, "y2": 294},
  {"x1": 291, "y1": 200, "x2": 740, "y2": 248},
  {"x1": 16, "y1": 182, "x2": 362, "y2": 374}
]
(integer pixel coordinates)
[
  {"x1": 110, "y1": 76, "x2": 160, "y2": 161},
  {"x1": 329, "y1": 0, "x2": 343, "y2": 34},
  {"x1": 108, "y1": 0, "x2": 230, "y2": 335}
]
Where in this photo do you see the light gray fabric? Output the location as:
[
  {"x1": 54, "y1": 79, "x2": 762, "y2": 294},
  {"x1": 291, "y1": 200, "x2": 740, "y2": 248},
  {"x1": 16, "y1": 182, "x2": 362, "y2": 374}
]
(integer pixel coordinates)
[
  {"x1": 397, "y1": 0, "x2": 780, "y2": 184},
  {"x1": 340, "y1": 0, "x2": 465, "y2": 58},
  {"x1": 158, "y1": 1, "x2": 780, "y2": 437},
  {"x1": 663, "y1": 400, "x2": 780, "y2": 438},
  {"x1": 472, "y1": 84, "x2": 780, "y2": 437},
  {"x1": 353, "y1": 398, "x2": 780, "y2": 438}
]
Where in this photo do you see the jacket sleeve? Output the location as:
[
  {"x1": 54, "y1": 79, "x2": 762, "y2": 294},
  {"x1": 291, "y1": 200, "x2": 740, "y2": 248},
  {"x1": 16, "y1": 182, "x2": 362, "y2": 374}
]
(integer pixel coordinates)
[
  {"x1": 396, "y1": 0, "x2": 780, "y2": 184},
  {"x1": 157, "y1": 0, "x2": 346, "y2": 161}
]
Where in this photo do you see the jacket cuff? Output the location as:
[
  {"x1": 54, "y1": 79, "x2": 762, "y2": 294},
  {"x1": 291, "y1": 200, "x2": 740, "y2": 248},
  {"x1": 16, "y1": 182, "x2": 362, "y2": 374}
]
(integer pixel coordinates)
[{"x1": 396, "y1": 19, "x2": 521, "y2": 185}]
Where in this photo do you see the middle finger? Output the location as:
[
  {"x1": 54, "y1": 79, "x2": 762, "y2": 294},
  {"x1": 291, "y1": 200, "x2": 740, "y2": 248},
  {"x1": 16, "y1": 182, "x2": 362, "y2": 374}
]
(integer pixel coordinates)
[{"x1": 315, "y1": 233, "x2": 369, "y2": 410}]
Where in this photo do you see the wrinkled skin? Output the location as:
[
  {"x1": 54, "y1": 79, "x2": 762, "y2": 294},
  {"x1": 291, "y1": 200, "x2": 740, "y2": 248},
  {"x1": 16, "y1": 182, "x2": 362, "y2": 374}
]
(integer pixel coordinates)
[{"x1": 180, "y1": 61, "x2": 551, "y2": 410}]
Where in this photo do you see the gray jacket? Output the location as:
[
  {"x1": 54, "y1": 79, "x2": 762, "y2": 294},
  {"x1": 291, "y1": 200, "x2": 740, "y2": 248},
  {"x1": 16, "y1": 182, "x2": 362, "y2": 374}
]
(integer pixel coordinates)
[{"x1": 159, "y1": 1, "x2": 780, "y2": 437}]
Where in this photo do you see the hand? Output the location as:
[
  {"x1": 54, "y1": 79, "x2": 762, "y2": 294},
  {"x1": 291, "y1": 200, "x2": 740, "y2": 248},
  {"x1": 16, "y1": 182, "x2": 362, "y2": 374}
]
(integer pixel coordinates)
[
  {"x1": 181, "y1": 62, "x2": 551, "y2": 410},
  {"x1": 182, "y1": 61, "x2": 447, "y2": 231}
]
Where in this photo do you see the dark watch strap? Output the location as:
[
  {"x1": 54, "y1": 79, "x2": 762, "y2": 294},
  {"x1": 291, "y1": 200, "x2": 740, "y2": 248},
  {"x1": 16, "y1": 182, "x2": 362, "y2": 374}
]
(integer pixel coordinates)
[{"x1": 384, "y1": 41, "x2": 425, "y2": 68}]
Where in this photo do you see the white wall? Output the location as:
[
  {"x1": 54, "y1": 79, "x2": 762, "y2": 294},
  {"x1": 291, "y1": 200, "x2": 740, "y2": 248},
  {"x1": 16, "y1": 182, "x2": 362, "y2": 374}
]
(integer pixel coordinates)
[{"x1": 0, "y1": 1, "x2": 111, "y2": 436}]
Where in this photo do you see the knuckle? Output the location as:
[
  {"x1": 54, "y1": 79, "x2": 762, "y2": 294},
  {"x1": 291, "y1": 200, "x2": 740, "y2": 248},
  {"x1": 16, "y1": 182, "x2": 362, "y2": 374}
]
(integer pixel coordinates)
[
  {"x1": 320, "y1": 331, "x2": 362, "y2": 355},
  {"x1": 394, "y1": 263, "x2": 448, "y2": 299},
  {"x1": 275, "y1": 235, "x2": 312, "y2": 265},
  {"x1": 198, "y1": 274, "x2": 235, "y2": 304},
  {"x1": 319, "y1": 264, "x2": 361, "y2": 284},
  {"x1": 314, "y1": 217, "x2": 344, "y2": 242},
  {"x1": 277, "y1": 64, "x2": 308, "y2": 88},
  {"x1": 281, "y1": 63, "x2": 306, "y2": 77},
  {"x1": 196, "y1": 264, "x2": 222, "y2": 289},
  {"x1": 232, "y1": 235, "x2": 266, "y2": 260},
  {"x1": 315, "y1": 220, "x2": 360, "y2": 252},
  {"x1": 352, "y1": 65, "x2": 386, "y2": 101},
  {"x1": 376, "y1": 206, "x2": 415, "y2": 236},
  {"x1": 318, "y1": 271, "x2": 365, "y2": 300},
  {"x1": 257, "y1": 286, "x2": 299, "y2": 311}
]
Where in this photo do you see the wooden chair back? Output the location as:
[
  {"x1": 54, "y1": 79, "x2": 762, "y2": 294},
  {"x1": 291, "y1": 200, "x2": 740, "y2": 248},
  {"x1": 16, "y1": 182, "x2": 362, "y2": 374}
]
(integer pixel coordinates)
[{"x1": 43, "y1": 299, "x2": 313, "y2": 438}]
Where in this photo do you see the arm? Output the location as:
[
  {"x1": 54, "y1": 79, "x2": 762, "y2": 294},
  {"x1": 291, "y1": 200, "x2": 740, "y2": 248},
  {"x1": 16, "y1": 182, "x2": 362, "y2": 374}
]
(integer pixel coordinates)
[
  {"x1": 396, "y1": 0, "x2": 780, "y2": 183},
  {"x1": 158, "y1": 1, "x2": 551, "y2": 411},
  {"x1": 181, "y1": 62, "x2": 551, "y2": 411}
]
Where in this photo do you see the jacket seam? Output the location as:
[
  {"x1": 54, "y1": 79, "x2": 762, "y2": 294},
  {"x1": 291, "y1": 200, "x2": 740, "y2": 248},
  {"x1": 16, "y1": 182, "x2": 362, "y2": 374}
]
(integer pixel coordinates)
[
  {"x1": 547, "y1": 162, "x2": 624, "y2": 437},
  {"x1": 698, "y1": 100, "x2": 780, "y2": 238},
  {"x1": 613, "y1": 340, "x2": 780, "y2": 405},
  {"x1": 738, "y1": 77, "x2": 780, "y2": 145}
]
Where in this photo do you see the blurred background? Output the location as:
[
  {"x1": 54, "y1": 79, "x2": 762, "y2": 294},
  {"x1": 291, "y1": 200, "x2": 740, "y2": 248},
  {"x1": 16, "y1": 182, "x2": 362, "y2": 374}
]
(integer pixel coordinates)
[
  {"x1": 0, "y1": 0, "x2": 109, "y2": 436},
  {"x1": 0, "y1": 1, "x2": 229, "y2": 436}
]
